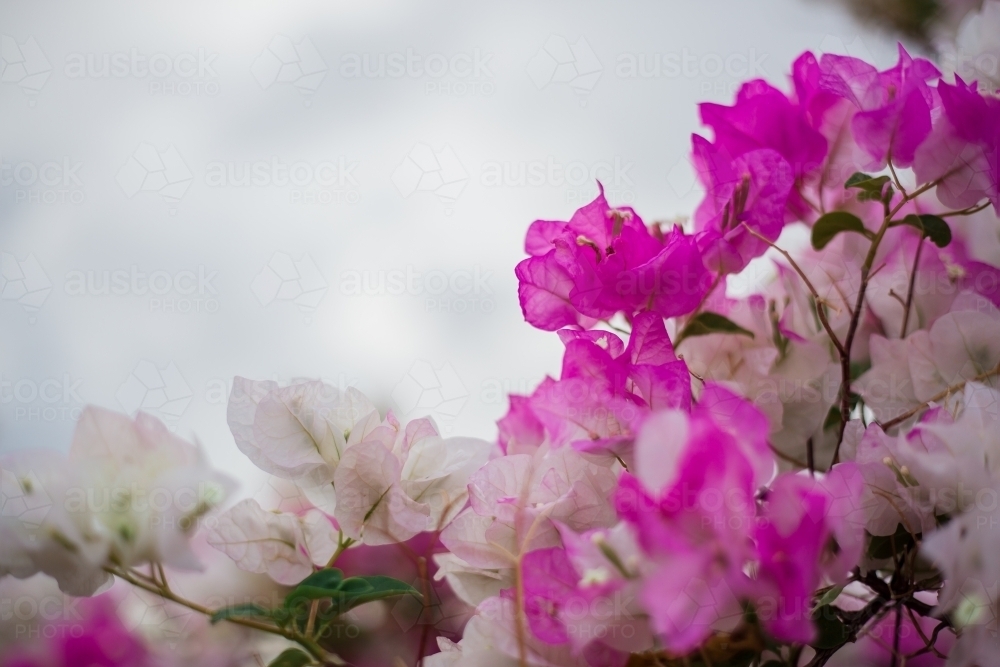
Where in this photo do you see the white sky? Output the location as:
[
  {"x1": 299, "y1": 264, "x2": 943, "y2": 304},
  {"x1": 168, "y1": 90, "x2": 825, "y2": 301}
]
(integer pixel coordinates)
[{"x1": 0, "y1": 0, "x2": 909, "y2": 496}]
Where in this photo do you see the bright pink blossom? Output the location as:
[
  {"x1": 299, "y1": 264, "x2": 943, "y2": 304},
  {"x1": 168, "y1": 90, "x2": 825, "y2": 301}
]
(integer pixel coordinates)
[
  {"x1": 614, "y1": 389, "x2": 767, "y2": 652},
  {"x1": 515, "y1": 187, "x2": 712, "y2": 330},
  {"x1": 753, "y1": 465, "x2": 866, "y2": 643},
  {"x1": 498, "y1": 312, "x2": 691, "y2": 467},
  {"x1": 915, "y1": 76, "x2": 1000, "y2": 213},
  {"x1": 699, "y1": 78, "x2": 828, "y2": 185},
  {"x1": 692, "y1": 139, "x2": 794, "y2": 273},
  {"x1": 819, "y1": 45, "x2": 940, "y2": 169}
]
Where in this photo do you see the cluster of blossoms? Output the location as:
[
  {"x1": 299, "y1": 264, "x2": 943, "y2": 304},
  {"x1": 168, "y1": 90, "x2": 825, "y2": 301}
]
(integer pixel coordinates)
[{"x1": 4, "y1": 36, "x2": 1000, "y2": 667}]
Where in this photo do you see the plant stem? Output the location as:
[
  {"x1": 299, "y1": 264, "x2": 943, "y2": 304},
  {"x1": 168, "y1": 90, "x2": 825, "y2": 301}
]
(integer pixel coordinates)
[
  {"x1": 740, "y1": 223, "x2": 845, "y2": 356},
  {"x1": 106, "y1": 566, "x2": 344, "y2": 665},
  {"x1": 832, "y1": 175, "x2": 941, "y2": 464},
  {"x1": 900, "y1": 235, "x2": 924, "y2": 338},
  {"x1": 940, "y1": 201, "x2": 990, "y2": 218},
  {"x1": 306, "y1": 533, "x2": 355, "y2": 640},
  {"x1": 890, "y1": 604, "x2": 903, "y2": 667},
  {"x1": 879, "y1": 361, "x2": 1000, "y2": 430}
]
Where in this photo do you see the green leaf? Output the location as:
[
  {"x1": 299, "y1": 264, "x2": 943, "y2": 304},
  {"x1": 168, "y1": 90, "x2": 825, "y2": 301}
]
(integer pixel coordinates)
[
  {"x1": 845, "y1": 172, "x2": 892, "y2": 202},
  {"x1": 850, "y1": 360, "x2": 871, "y2": 381},
  {"x1": 210, "y1": 603, "x2": 273, "y2": 625},
  {"x1": 816, "y1": 584, "x2": 845, "y2": 608},
  {"x1": 867, "y1": 524, "x2": 917, "y2": 560},
  {"x1": 327, "y1": 576, "x2": 420, "y2": 615},
  {"x1": 811, "y1": 212, "x2": 873, "y2": 250},
  {"x1": 823, "y1": 406, "x2": 841, "y2": 431},
  {"x1": 286, "y1": 568, "x2": 345, "y2": 601},
  {"x1": 337, "y1": 577, "x2": 375, "y2": 596},
  {"x1": 901, "y1": 214, "x2": 952, "y2": 247},
  {"x1": 268, "y1": 648, "x2": 312, "y2": 667},
  {"x1": 811, "y1": 605, "x2": 849, "y2": 649},
  {"x1": 284, "y1": 572, "x2": 420, "y2": 620},
  {"x1": 676, "y1": 312, "x2": 755, "y2": 345},
  {"x1": 845, "y1": 172, "x2": 890, "y2": 190},
  {"x1": 297, "y1": 567, "x2": 345, "y2": 589}
]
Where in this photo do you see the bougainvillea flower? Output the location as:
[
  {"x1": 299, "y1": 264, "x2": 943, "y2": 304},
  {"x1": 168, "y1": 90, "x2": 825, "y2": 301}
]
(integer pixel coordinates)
[
  {"x1": 819, "y1": 44, "x2": 940, "y2": 169},
  {"x1": 692, "y1": 138, "x2": 794, "y2": 273},
  {"x1": 516, "y1": 187, "x2": 711, "y2": 330},
  {"x1": 914, "y1": 76, "x2": 1000, "y2": 213},
  {"x1": 498, "y1": 312, "x2": 691, "y2": 467}
]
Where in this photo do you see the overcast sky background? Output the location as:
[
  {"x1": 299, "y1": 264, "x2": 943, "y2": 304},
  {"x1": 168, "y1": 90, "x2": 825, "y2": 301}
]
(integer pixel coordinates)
[{"x1": 0, "y1": 0, "x2": 910, "y2": 498}]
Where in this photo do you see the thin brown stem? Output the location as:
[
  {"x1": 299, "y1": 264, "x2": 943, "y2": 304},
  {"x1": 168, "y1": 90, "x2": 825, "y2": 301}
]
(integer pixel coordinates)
[
  {"x1": 905, "y1": 619, "x2": 950, "y2": 660},
  {"x1": 831, "y1": 172, "x2": 948, "y2": 464},
  {"x1": 900, "y1": 235, "x2": 924, "y2": 338},
  {"x1": 604, "y1": 321, "x2": 631, "y2": 335},
  {"x1": 769, "y1": 443, "x2": 809, "y2": 469},
  {"x1": 890, "y1": 604, "x2": 903, "y2": 667},
  {"x1": 105, "y1": 566, "x2": 343, "y2": 665},
  {"x1": 888, "y1": 161, "x2": 907, "y2": 199},
  {"x1": 306, "y1": 533, "x2": 355, "y2": 639},
  {"x1": 415, "y1": 556, "x2": 433, "y2": 667},
  {"x1": 686, "y1": 271, "x2": 724, "y2": 322},
  {"x1": 305, "y1": 599, "x2": 320, "y2": 638},
  {"x1": 807, "y1": 437, "x2": 816, "y2": 477},
  {"x1": 740, "y1": 222, "x2": 846, "y2": 356},
  {"x1": 880, "y1": 361, "x2": 1000, "y2": 430},
  {"x1": 834, "y1": 223, "x2": 884, "y2": 462},
  {"x1": 940, "y1": 201, "x2": 990, "y2": 218}
]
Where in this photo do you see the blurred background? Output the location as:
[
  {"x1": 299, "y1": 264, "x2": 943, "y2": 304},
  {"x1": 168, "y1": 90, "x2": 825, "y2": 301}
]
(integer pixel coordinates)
[
  {"x1": 1, "y1": 0, "x2": 992, "y2": 664},
  {"x1": 0, "y1": 0, "x2": 935, "y2": 490}
]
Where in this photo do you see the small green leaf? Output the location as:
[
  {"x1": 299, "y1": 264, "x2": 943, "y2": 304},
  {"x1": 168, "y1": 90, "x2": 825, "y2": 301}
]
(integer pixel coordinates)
[
  {"x1": 845, "y1": 171, "x2": 882, "y2": 188},
  {"x1": 286, "y1": 568, "x2": 345, "y2": 601},
  {"x1": 284, "y1": 572, "x2": 420, "y2": 620},
  {"x1": 676, "y1": 312, "x2": 755, "y2": 345},
  {"x1": 297, "y1": 568, "x2": 345, "y2": 590},
  {"x1": 268, "y1": 648, "x2": 312, "y2": 667},
  {"x1": 811, "y1": 605, "x2": 849, "y2": 649},
  {"x1": 901, "y1": 214, "x2": 952, "y2": 247},
  {"x1": 823, "y1": 406, "x2": 841, "y2": 431},
  {"x1": 845, "y1": 172, "x2": 892, "y2": 201},
  {"x1": 811, "y1": 212, "x2": 873, "y2": 250},
  {"x1": 850, "y1": 360, "x2": 871, "y2": 381},
  {"x1": 867, "y1": 524, "x2": 917, "y2": 560},
  {"x1": 210, "y1": 603, "x2": 273, "y2": 625},
  {"x1": 328, "y1": 576, "x2": 420, "y2": 615},
  {"x1": 816, "y1": 584, "x2": 845, "y2": 608},
  {"x1": 337, "y1": 577, "x2": 375, "y2": 596}
]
